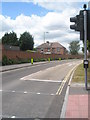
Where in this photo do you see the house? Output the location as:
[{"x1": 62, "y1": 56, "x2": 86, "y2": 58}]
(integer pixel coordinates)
[{"x1": 36, "y1": 41, "x2": 67, "y2": 55}]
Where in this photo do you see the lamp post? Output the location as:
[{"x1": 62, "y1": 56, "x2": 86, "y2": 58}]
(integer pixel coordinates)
[{"x1": 44, "y1": 32, "x2": 49, "y2": 43}]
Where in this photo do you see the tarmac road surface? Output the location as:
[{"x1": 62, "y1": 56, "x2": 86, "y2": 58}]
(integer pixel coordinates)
[{"x1": 1, "y1": 60, "x2": 82, "y2": 118}]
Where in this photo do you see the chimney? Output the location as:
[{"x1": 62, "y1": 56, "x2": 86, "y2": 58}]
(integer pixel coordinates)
[{"x1": 46, "y1": 41, "x2": 49, "y2": 44}]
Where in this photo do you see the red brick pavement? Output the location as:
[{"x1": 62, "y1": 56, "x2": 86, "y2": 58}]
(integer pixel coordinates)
[{"x1": 65, "y1": 94, "x2": 89, "y2": 118}]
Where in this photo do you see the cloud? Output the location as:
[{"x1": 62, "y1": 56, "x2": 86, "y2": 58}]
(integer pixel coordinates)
[
  {"x1": 0, "y1": 15, "x2": 13, "y2": 31},
  {"x1": 1, "y1": 1, "x2": 84, "y2": 51}
]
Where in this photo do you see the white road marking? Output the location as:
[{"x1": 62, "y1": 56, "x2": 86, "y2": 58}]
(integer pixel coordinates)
[
  {"x1": 0, "y1": 90, "x2": 2, "y2": 92},
  {"x1": 12, "y1": 91, "x2": 15, "y2": 93},
  {"x1": 50, "y1": 94, "x2": 54, "y2": 96},
  {"x1": 20, "y1": 62, "x2": 77, "y2": 81},
  {"x1": 24, "y1": 91, "x2": 27, "y2": 94},
  {"x1": 11, "y1": 116, "x2": 16, "y2": 118},
  {"x1": 21, "y1": 78, "x2": 64, "y2": 83},
  {"x1": 37, "y1": 92, "x2": 41, "y2": 95},
  {"x1": 2, "y1": 89, "x2": 56, "y2": 96}
]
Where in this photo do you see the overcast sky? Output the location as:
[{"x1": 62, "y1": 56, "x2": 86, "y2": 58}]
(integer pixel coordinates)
[{"x1": 0, "y1": 0, "x2": 90, "y2": 51}]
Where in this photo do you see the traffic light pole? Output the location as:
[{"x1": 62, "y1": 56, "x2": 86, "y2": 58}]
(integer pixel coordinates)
[{"x1": 84, "y1": 7, "x2": 87, "y2": 90}]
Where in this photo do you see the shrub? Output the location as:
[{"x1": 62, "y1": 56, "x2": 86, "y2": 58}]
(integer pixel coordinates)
[{"x1": 2, "y1": 55, "x2": 9, "y2": 65}]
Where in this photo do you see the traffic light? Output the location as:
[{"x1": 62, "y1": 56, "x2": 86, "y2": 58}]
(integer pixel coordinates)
[
  {"x1": 70, "y1": 10, "x2": 84, "y2": 40},
  {"x1": 70, "y1": 15, "x2": 80, "y2": 31},
  {"x1": 79, "y1": 10, "x2": 84, "y2": 40},
  {"x1": 70, "y1": 10, "x2": 90, "y2": 41}
]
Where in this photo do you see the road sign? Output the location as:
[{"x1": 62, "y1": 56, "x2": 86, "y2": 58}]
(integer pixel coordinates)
[{"x1": 83, "y1": 60, "x2": 89, "y2": 68}]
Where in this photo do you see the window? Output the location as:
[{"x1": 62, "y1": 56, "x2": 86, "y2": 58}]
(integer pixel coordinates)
[
  {"x1": 57, "y1": 47, "x2": 60, "y2": 52},
  {"x1": 47, "y1": 48, "x2": 50, "y2": 52},
  {"x1": 41, "y1": 48, "x2": 44, "y2": 52},
  {"x1": 52, "y1": 48, "x2": 55, "y2": 53}
]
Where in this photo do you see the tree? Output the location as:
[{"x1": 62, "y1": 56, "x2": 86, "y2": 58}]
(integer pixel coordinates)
[
  {"x1": 87, "y1": 41, "x2": 90, "y2": 53},
  {"x1": 19, "y1": 32, "x2": 34, "y2": 51},
  {"x1": 82, "y1": 41, "x2": 90, "y2": 53},
  {"x1": 2, "y1": 31, "x2": 19, "y2": 46},
  {"x1": 69, "y1": 41, "x2": 80, "y2": 55}
]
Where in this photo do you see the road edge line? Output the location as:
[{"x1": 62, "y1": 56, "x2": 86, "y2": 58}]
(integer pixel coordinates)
[
  {"x1": 56, "y1": 64, "x2": 78, "y2": 95},
  {"x1": 60, "y1": 62, "x2": 81, "y2": 118}
]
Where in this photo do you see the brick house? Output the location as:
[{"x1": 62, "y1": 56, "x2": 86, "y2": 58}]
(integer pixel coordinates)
[{"x1": 36, "y1": 41, "x2": 67, "y2": 55}]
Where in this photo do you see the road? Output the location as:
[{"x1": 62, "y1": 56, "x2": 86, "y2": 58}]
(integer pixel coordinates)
[{"x1": 2, "y1": 60, "x2": 82, "y2": 119}]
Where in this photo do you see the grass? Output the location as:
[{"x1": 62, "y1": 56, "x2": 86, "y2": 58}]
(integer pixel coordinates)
[{"x1": 72, "y1": 61, "x2": 90, "y2": 83}]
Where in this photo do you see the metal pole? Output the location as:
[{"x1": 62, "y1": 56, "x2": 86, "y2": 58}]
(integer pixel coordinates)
[
  {"x1": 44, "y1": 32, "x2": 49, "y2": 43},
  {"x1": 44, "y1": 32, "x2": 45, "y2": 43},
  {"x1": 84, "y1": 6, "x2": 87, "y2": 89},
  {"x1": 88, "y1": 1, "x2": 90, "y2": 9}
]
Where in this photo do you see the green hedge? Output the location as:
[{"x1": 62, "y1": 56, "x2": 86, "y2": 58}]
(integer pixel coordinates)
[
  {"x1": 2, "y1": 55, "x2": 31, "y2": 66},
  {"x1": 2, "y1": 56, "x2": 62, "y2": 66}
]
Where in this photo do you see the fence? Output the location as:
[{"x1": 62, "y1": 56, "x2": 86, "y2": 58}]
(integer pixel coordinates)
[{"x1": 2, "y1": 50, "x2": 84, "y2": 60}]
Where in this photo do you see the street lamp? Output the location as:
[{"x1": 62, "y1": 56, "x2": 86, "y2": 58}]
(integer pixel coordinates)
[{"x1": 44, "y1": 32, "x2": 49, "y2": 43}]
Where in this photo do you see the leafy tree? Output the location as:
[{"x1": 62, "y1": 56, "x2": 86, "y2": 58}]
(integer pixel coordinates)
[
  {"x1": 19, "y1": 32, "x2": 34, "y2": 51},
  {"x1": 87, "y1": 41, "x2": 90, "y2": 53},
  {"x1": 33, "y1": 48, "x2": 37, "y2": 51},
  {"x1": 82, "y1": 41, "x2": 90, "y2": 53},
  {"x1": 69, "y1": 41, "x2": 80, "y2": 55},
  {"x1": 2, "y1": 31, "x2": 19, "y2": 46}
]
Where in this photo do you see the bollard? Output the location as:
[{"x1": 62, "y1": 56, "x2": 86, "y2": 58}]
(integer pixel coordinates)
[
  {"x1": 31, "y1": 58, "x2": 33, "y2": 64},
  {"x1": 48, "y1": 58, "x2": 50, "y2": 62},
  {"x1": 59, "y1": 58, "x2": 61, "y2": 61}
]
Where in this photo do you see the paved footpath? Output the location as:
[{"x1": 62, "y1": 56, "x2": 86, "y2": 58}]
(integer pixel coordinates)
[
  {"x1": 1, "y1": 61, "x2": 48, "y2": 72},
  {"x1": 65, "y1": 84, "x2": 90, "y2": 119}
]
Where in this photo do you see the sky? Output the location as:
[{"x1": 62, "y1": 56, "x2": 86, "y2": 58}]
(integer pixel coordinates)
[{"x1": 0, "y1": 0, "x2": 90, "y2": 52}]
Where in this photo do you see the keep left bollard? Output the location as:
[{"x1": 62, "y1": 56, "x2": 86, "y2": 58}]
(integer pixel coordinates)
[
  {"x1": 48, "y1": 58, "x2": 50, "y2": 62},
  {"x1": 31, "y1": 58, "x2": 33, "y2": 64},
  {"x1": 59, "y1": 58, "x2": 61, "y2": 61}
]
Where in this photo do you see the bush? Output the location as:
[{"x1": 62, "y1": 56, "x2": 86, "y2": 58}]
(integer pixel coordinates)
[
  {"x1": 34, "y1": 58, "x2": 47, "y2": 62},
  {"x1": 2, "y1": 55, "x2": 9, "y2": 65},
  {"x1": 2, "y1": 55, "x2": 30, "y2": 66}
]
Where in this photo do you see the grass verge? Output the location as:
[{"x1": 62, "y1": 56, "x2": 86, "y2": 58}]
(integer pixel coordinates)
[{"x1": 72, "y1": 61, "x2": 90, "y2": 83}]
